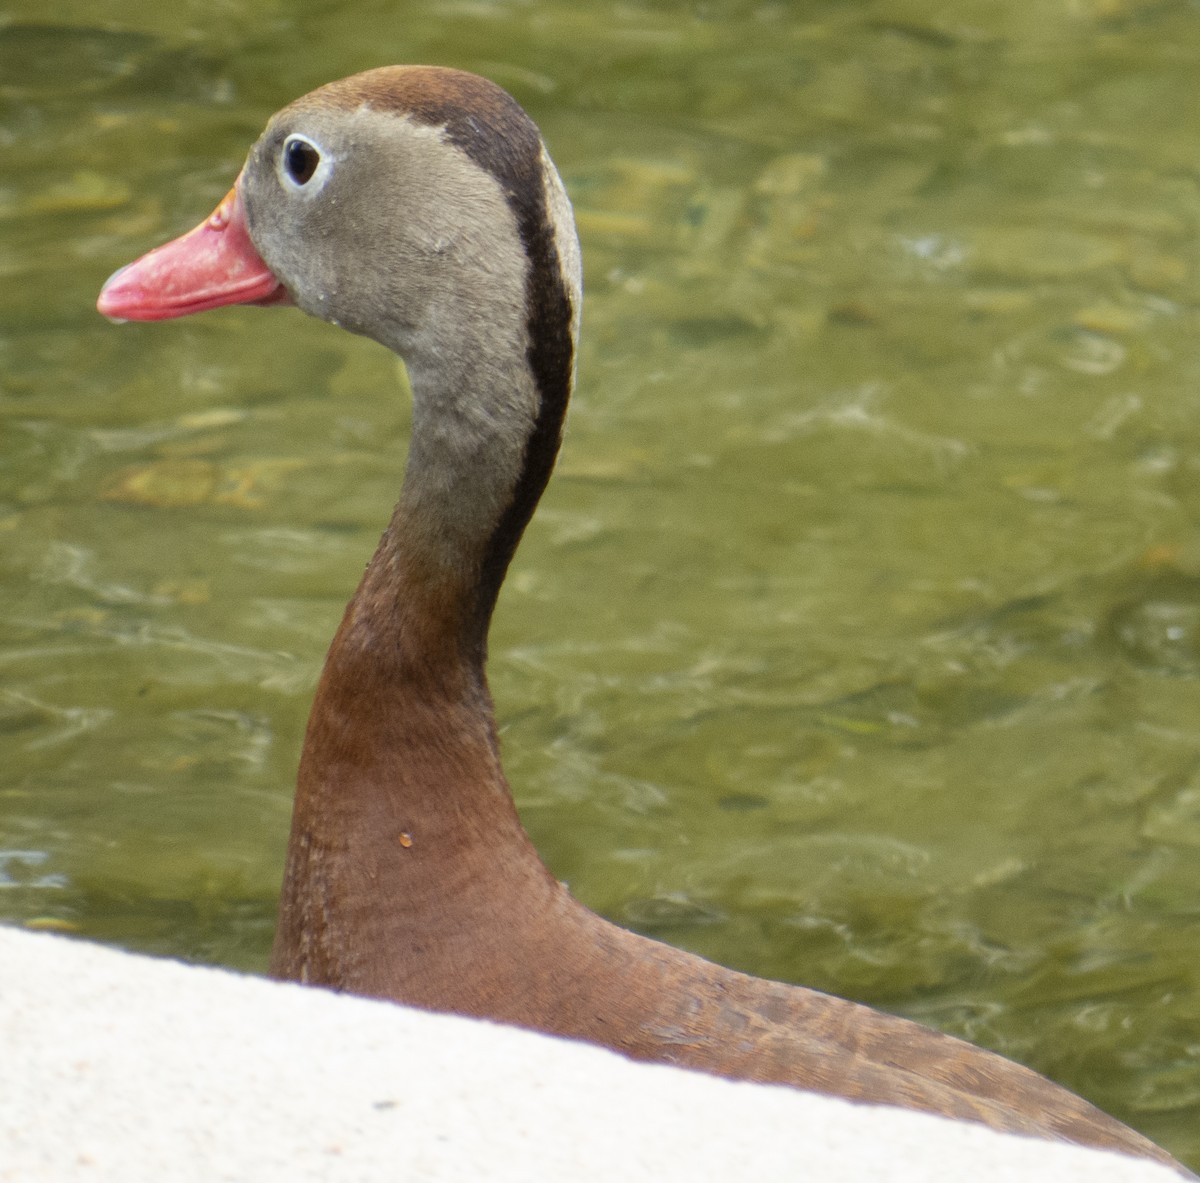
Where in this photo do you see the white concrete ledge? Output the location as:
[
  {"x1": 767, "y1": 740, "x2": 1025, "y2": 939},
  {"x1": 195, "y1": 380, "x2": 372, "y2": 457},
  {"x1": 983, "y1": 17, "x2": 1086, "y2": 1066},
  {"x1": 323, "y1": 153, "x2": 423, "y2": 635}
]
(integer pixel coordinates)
[{"x1": 0, "y1": 926, "x2": 1183, "y2": 1181}]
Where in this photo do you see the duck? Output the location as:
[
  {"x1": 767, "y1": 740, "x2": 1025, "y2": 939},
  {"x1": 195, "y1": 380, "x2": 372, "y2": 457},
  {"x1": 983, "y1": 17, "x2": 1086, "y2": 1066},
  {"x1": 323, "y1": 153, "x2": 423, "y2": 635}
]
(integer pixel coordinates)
[{"x1": 97, "y1": 65, "x2": 1186, "y2": 1171}]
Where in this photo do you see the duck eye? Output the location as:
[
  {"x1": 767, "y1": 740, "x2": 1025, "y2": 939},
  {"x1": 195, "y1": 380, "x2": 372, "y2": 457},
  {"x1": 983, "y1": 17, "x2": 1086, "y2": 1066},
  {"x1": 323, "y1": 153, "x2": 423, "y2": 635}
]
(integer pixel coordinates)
[{"x1": 283, "y1": 135, "x2": 321, "y2": 186}]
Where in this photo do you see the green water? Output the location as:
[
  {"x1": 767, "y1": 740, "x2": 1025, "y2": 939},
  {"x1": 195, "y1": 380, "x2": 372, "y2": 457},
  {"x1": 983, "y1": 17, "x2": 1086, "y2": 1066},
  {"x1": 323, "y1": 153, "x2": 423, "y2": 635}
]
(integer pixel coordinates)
[{"x1": 3, "y1": 0, "x2": 1199, "y2": 1162}]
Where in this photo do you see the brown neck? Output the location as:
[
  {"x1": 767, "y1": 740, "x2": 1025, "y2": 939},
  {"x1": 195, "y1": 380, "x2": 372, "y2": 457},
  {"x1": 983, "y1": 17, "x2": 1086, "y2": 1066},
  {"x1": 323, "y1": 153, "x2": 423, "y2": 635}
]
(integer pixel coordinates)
[{"x1": 270, "y1": 498, "x2": 560, "y2": 994}]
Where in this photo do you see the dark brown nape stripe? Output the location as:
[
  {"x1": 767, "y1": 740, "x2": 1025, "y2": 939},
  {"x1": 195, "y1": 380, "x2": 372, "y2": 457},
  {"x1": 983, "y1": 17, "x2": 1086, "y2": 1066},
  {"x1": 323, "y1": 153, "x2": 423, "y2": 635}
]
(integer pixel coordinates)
[
  {"x1": 469, "y1": 126, "x2": 575, "y2": 652},
  {"x1": 319, "y1": 67, "x2": 576, "y2": 654},
  {"x1": 474, "y1": 191, "x2": 574, "y2": 647}
]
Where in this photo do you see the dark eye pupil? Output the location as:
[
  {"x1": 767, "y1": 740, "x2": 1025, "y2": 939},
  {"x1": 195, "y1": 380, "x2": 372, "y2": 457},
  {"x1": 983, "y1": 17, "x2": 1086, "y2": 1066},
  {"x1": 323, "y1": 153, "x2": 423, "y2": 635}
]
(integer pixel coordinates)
[{"x1": 284, "y1": 138, "x2": 320, "y2": 185}]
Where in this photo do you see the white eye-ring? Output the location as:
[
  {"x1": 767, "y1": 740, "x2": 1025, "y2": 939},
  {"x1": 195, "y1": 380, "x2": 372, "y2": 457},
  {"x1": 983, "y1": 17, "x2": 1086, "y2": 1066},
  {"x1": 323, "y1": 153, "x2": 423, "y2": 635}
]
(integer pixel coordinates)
[{"x1": 280, "y1": 133, "x2": 332, "y2": 193}]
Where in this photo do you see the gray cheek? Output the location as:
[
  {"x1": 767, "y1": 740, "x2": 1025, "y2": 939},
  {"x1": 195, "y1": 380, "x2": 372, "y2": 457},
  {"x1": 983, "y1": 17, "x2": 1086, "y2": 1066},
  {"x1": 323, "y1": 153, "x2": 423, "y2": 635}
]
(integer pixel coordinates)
[
  {"x1": 268, "y1": 232, "x2": 347, "y2": 326},
  {"x1": 298, "y1": 287, "x2": 337, "y2": 322}
]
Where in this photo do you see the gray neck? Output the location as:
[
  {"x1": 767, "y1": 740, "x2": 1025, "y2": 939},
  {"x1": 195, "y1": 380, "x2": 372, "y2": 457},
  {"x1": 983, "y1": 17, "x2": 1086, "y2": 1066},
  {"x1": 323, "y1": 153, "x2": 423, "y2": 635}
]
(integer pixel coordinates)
[{"x1": 348, "y1": 143, "x2": 580, "y2": 681}]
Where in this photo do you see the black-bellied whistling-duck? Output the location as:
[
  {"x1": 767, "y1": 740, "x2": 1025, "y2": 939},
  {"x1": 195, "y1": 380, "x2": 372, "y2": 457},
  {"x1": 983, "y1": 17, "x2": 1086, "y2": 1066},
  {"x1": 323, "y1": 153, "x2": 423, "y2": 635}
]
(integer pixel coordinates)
[{"x1": 97, "y1": 66, "x2": 1186, "y2": 1172}]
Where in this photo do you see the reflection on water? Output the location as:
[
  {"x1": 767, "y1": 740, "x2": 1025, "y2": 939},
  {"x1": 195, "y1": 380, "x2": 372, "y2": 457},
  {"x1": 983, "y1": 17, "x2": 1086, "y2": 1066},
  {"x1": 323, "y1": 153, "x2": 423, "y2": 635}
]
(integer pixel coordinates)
[{"x1": 2, "y1": 1, "x2": 1199, "y2": 1163}]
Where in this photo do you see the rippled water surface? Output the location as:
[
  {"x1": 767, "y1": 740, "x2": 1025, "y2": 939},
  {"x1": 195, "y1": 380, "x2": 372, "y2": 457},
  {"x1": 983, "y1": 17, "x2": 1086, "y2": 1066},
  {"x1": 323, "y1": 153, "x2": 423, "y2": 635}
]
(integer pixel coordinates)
[{"x1": 3, "y1": 0, "x2": 1200, "y2": 1162}]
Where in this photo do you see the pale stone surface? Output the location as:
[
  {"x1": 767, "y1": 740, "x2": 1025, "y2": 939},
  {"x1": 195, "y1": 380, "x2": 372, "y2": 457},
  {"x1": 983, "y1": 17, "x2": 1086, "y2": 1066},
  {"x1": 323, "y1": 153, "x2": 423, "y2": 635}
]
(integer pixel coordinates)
[{"x1": 0, "y1": 926, "x2": 1183, "y2": 1182}]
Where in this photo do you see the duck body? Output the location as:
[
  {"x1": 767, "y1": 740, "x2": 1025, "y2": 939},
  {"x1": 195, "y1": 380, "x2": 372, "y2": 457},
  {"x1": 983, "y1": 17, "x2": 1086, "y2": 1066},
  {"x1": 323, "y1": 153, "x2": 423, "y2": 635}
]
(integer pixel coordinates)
[{"x1": 97, "y1": 67, "x2": 1186, "y2": 1171}]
